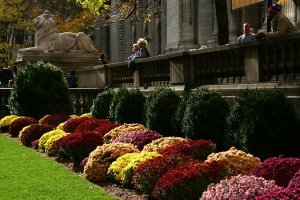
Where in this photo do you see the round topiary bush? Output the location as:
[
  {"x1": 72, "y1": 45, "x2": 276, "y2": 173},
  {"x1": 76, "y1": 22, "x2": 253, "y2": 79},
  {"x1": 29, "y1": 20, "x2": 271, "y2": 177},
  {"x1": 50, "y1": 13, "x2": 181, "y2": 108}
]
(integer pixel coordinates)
[
  {"x1": 145, "y1": 87, "x2": 180, "y2": 136},
  {"x1": 91, "y1": 89, "x2": 115, "y2": 119},
  {"x1": 226, "y1": 89, "x2": 300, "y2": 159},
  {"x1": 109, "y1": 88, "x2": 145, "y2": 123},
  {"x1": 182, "y1": 88, "x2": 229, "y2": 150},
  {"x1": 8, "y1": 61, "x2": 73, "y2": 119}
]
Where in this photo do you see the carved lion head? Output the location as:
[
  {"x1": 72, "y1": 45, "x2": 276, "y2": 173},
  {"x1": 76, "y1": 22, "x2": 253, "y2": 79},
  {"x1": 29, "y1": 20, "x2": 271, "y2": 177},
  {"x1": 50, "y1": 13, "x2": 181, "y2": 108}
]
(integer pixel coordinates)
[{"x1": 33, "y1": 10, "x2": 55, "y2": 30}]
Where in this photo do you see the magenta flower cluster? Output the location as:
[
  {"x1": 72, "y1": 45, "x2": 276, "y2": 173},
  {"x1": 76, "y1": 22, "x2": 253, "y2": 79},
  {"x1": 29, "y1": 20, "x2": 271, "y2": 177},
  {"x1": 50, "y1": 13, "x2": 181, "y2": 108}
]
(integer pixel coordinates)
[
  {"x1": 112, "y1": 130, "x2": 163, "y2": 150},
  {"x1": 256, "y1": 188, "x2": 300, "y2": 200},
  {"x1": 251, "y1": 156, "x2": 300, "y2": 187},
  {"x1": 200, "y1": 175, "x2": 280, "y2": 200},
  {"x1": 288, "y1": 169, "x2": 300, "y2": 188}
]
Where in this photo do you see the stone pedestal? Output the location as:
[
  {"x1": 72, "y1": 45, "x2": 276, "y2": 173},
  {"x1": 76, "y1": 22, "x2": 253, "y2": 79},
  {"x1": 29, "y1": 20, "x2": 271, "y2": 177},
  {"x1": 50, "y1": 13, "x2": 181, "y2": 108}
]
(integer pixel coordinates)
[
  {"x1": 15, "y1": 52, "x2": 100, "y2": 87},
  {"x1": 16, "y1": 52, "x2": 99, "y2": 76}
]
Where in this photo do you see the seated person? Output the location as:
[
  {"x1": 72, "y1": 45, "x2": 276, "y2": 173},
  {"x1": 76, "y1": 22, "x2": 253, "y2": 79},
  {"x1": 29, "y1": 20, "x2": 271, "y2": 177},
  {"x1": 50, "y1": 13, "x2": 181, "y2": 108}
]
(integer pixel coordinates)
[
  {"x1": 237, "y1": 22, "x2": 256, "y2": 43},
  {"x1": 135, "y1": 38, "x2": 150, "y2": 58}
]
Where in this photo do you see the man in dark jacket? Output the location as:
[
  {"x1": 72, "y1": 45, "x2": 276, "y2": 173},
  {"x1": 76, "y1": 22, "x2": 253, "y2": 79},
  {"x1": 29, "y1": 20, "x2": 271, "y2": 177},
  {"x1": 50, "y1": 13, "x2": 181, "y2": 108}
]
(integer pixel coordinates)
[{"x1": 256, "y1": 3, "x2": 300, "y2": 39}]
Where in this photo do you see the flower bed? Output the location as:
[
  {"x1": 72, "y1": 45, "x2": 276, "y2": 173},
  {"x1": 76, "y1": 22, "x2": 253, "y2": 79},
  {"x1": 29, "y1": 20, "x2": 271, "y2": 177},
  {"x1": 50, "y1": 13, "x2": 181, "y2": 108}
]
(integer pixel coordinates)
[
  {"x1": 0, "y1": 115, "x2": 19, "y2": 133},
  {"x1": 132, "y1": 153, "x2": 192, "y2": 194},
  {"x1": 39, "y1": 113, "x2": 70, "y2": 127},
  {"x1": 108, "y1": 151, "x2": 160, "y2": 185},
  {"x1": 62, "y1": 116, "x2": 91, "y2": 133},
  {"x1": 19, "y1": 124, "x2": 54, "y2": 146},
  {"x1": 112, "y1": 130, "x2": 162, "y2": 150},
  {"x1": 142, "y1": 137, "x2": 186, "y2": 153},
  {"x1": 256, "y1": 188, "x2": 300, "y2": 200},
  {"x1": 251, "y1": 156, "x2": 300, "y2": 187},
  {"x1": 206, "y1": 146, "x2": 260, "y2": 176},
  {"x1": 9, "y1": 117, "x2": 38, "y2": 137},
  {"x1": 55, "y1": 130, "x2": 104, "y2": 163},
  {"x1": 152, "y1": 160, "x2": 226, "y2": 200},
  {"x1": 38, "y1": 129, "x2": 68, "y2": 154},
  {"x1": 161, "y1": 139, "x2": 215, "y2": 161},
  {"x1": 104, "y1": 123, "x2": 147, "y2": 143},
  {"x1": 200, "y1": 175, "x2": 280, "y2": 200},
  {"x1": 84, "y1": 143, "x2": 140, "y2": 182}
]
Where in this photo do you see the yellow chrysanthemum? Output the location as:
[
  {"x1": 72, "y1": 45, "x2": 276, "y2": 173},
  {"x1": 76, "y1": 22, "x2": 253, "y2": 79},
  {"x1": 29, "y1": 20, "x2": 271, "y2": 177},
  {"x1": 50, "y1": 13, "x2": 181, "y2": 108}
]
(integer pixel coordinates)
[
  {"x1": 39, "y1": 115, "x2": 50, "y2": 123},
  {"x1": 18, "y1": 125, "x2": 31, "y2": 138},
  {"x1": 0, "y1": 115, "x2": 19, "y2": 127}
]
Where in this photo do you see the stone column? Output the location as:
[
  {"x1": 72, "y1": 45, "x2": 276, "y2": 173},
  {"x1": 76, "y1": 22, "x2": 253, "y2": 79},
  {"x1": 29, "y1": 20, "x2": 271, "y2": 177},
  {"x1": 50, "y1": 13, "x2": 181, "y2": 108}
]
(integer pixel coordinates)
[
  {"x1": 206, "y1": 0, "x2": 218, "y2": 47},
  {"x1": 160, "y1": 0, "x2": 167, "y2": 54},
  {"x1": 165, "y1": 0, "x2": 181, "y2": 50},
  {"x1": 296, "y1": 4, "x2": 300, "y2": 28},
  {"x1": 228, "y1": 0, "x2": 238, "y2": 44},
  {"x1": 197, "y1": 0, "x2": 213, "y2": 46},
  {"x1": 282, "y1": 0, "x2": 297, "y2": 25},
  {"x1": 258, "y1": 1, "x2": 269, "y2": 32},
  {"x1": 178, "y1": 0, "x2": 198, "y2": 49}
]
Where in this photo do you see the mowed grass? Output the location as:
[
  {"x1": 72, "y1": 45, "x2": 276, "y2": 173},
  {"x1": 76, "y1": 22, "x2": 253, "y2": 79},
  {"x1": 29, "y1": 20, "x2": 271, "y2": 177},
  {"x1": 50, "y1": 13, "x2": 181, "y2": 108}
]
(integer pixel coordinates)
[{"x1": 0, "y1": 134, "x2": 118, "y2": 200}]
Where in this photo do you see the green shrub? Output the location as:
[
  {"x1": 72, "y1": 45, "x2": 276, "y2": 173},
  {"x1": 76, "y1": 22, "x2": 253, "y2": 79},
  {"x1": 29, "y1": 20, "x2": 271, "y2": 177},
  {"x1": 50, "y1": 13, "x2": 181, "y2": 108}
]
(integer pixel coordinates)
[
  {"x1": 91, "y1": 89, "x2": 115, "y2": 119},
  {"x1": 109, "y1": 88, "x2": 145, "y2": 123},
  {"x1": 145, "y1": 87, "x2": 180, "y2": 136},
  {"x1": 226, "y1": 89, "x2": 300, "y2": 159},
  {"x1": 182, "y1": 88, "x2": 229, "y2": 150},
  {"x1": 175, "y1": 91, "x2": 190, "y2": 134},
  {"x1": 8, "y1": 61, "x2": 73, "y2": 119}
]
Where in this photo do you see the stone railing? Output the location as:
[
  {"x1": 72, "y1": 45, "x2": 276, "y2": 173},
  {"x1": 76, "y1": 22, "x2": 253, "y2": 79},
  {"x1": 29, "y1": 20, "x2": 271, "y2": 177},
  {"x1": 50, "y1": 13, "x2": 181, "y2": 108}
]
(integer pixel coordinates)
[
  {"x1": 77, "y1": 33, "x2": 300, "y2": 89},
  {"x1": 0, "y1": 88, "x2": 102, "y2": 118}
]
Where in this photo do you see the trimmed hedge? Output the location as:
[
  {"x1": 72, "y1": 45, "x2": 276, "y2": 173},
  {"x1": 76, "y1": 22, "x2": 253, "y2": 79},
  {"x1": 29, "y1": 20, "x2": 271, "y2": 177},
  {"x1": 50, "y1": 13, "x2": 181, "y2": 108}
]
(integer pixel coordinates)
[
  {"x1": 8, "y1": 61, "x2": 73, "y2": 119},
  {"x1": 226, "y1": 89, "x2": 300, "y2": 159},
  {"x1": 91, "y1": 89, "x2": 115, "y2": 119},
  {"x1": 145, "y1": 87, "x2": 181, "y2": 136},
  {"x1": 182, "y1": 88, "x2": 229, "y2": 150},
  {"x1": 109, "y1": 88, "x2": 145, "y2": 124}
]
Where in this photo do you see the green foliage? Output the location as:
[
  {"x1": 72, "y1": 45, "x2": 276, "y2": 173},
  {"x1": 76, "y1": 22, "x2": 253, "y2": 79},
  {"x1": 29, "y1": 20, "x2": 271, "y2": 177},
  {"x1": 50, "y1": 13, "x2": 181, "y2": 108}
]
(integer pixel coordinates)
[
  {"x1": 91, "y1": 89, "x2": 115, "y2": 118},
  {"x1": 182, "y1": 88, "x2": 229, "y2": 150},
  {"x1": 8, "y1": 61, "x2": 73, "y2": 119},
  {"x1": 109, "y1": 88, "x2": 145, "y2": 123},
  {"x1": 175, "y1": 91, "x2": 190, "y2": 134},
  {"x1": 226, "y1": 89, "x2": 300, "y2": 159},
  {"x1": 145, "y1": 87, "x2": 181, "y2": 136}
]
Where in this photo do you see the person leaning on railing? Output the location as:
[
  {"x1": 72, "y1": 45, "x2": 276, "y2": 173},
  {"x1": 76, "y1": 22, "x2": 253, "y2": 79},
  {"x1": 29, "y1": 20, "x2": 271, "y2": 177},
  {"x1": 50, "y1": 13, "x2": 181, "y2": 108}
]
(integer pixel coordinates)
[
  {"x1": 256, "y1": 3, "x2": 300, "y2": 39},
  {"x1": 237, "y1": 22, "x2": 256, "y2": 43}
]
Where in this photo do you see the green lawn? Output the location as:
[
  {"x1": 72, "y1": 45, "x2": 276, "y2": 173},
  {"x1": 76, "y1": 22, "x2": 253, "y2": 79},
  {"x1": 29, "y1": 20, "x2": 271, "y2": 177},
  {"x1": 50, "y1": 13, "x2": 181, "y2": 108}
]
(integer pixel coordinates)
[{"x1": 0, "y1": 134, "x2": 118, "y2": 200}]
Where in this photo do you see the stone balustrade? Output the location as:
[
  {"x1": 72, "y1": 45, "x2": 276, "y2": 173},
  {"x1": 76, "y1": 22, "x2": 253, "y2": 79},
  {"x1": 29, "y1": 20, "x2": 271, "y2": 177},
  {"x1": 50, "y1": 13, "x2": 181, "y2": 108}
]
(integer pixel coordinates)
[
  {"x1": 76, "y1": 33, "x2": 300, "y2": 89},
  {"x1": 0, "y1": 88, "x2": 102, "y2": 118}
]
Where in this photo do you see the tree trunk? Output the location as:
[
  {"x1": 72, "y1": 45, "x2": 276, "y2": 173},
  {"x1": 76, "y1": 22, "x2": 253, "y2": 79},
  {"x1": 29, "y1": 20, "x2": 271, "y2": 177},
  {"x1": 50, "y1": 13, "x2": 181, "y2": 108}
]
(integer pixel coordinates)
[{"x1": 214, "y1": 0, "x2": 229, "y2": 45}]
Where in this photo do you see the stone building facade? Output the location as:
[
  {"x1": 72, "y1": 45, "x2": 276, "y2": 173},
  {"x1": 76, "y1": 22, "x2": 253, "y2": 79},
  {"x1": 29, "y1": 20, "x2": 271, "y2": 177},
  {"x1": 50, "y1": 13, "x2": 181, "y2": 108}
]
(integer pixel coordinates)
[{"x1": 95, "y1": 0, "x2": 300, "y2": 63}]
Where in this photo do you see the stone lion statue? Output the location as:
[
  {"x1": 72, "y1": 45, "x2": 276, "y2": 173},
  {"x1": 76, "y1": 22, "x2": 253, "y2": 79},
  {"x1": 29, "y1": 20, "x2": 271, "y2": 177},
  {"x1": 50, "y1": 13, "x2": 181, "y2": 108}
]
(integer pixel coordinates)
[{"x1": 19, "y1": 11, "x2": 97, "y2": 53}]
